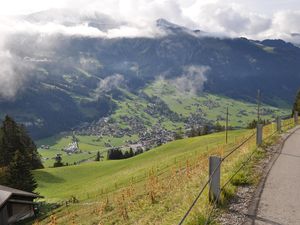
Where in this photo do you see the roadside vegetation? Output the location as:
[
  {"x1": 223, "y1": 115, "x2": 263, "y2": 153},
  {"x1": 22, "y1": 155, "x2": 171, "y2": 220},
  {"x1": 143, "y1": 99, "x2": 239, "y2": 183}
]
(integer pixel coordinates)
[
  {"x1": 32, "y1": 117, "x2": 296, "y2": 225},
  {"x1": 32, "y1": 129, "x2": 255, "y2": 224}
]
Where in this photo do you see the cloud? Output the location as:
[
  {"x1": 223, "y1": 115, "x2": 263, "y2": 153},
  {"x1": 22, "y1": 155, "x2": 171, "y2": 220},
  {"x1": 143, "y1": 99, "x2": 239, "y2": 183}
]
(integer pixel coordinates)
[
  {"x1": 0, "y1": 50, "x2": 18, "y2": 98},
  {"x1": 270, "y1": 11, "x2": 300, "y2": 40},
  {"x1": 183, "y1": 3, "x2": 272, "y2": 38},
  {"x1": 0, "y1": 1, "x2": 300, "y2": 99},
  {"x1": 0, "y1": 1, "x2": 296, "y2": 43},
  {"x1": 0, "y1": 0, "x2": 299, "y2": 40},
  {"x1": 0, "y1": 49, "x2": 34, "y2": 99},
  {"x1": 172, "y1": 65, "x2": 210, "y2": 94},
  {"x1": 93, "y1": 74, "x2": 125, "y2": 98}
]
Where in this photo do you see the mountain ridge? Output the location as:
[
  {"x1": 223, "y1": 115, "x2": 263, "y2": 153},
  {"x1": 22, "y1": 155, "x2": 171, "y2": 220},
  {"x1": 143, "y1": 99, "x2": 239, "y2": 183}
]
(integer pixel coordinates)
[{"x1": 0, "y1": 18, "x2": 298, "y2": 138}]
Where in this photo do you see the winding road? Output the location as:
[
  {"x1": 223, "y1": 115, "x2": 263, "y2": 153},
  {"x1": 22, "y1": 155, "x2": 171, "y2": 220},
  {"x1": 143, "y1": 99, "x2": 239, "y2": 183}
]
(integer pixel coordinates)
[{"x1": 250, "y1": 128, "x2": 300, "y2": 225}]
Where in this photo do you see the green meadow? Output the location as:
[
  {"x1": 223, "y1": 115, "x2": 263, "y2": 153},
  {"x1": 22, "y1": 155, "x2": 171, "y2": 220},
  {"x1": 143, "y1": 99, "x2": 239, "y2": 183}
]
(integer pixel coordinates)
[
  {"x1": 37, "y1": 135, "x2": 139, "y2": 167},
  {"x1": 144, "y1": 79, "x2": 289, "y2": 127},
  {"x1": 34, "y1": 128, "x2": 259, "y2": 225},
  {"x1": 35, "y1": 130, "x2": 250, "y2": 202},
  {"x1": 33, "y1": 119, "x2": 295, "y2": 225}
]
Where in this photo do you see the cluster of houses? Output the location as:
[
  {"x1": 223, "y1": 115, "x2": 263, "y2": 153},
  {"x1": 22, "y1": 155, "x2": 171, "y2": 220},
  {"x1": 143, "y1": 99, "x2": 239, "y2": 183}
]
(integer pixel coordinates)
[
  {"x1": 138, "y1": 124, "x2": 175, "y2": 148},
  {"x1": 40, "y1": 145, "x2": 50, "y2": 149},
  {"x1": 73, "y1": 97, "x2": 217, "y2": 155},
  {"x1": 202, "y1": 99, "x2": 220, "y2": 109},
  {"x1": 144, "y1": 99, "x2": 181, "y2": 123},
  {"x1": 63, "y1": 141, "x2": 79, "y2": 154},
  {"x1": 75, "y1": 113, "x2": 176, "y2": 152},
  {"x1": 76, "y1": 117, "x2": 134, "y2": 138}
]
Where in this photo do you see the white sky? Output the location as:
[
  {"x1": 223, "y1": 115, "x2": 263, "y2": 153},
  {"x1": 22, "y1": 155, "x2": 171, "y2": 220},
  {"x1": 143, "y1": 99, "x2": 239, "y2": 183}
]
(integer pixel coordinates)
[
  {"x1": 0, "y1": 0, "x2": 65, "y2": 15},
  {"x1": 0, "y1": 0, "x2": 300, "y2": 41},
  {"x1": 0, "y1": 0, "x2": 299, "y2": 16}
]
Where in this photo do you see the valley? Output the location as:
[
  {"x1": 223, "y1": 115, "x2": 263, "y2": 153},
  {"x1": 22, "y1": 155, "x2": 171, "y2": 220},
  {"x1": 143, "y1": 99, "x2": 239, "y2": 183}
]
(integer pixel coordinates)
[
  {"x1": 0, "y1": 10, "x2": 299, "y2": 225},
  {"x1": 37, "y1": 80, "x2": 289, "y2": 168},
  {"x1": 1, "y1": 22, "x2": 299, "y2": 140}
]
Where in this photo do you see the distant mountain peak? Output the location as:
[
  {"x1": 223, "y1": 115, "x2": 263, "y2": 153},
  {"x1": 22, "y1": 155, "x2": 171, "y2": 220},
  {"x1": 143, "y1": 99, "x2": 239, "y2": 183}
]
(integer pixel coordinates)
[
  {"x1": 156, "y1": 19, "x2": 181, "y2": 29},
  {"x1": 156, "y1": 18, "x2": 204, "y2": 36}
]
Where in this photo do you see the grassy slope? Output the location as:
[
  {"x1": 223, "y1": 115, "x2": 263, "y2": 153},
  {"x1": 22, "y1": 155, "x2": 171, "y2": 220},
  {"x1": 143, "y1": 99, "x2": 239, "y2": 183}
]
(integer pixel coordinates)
[
  {"x1": 34, "y1": 127, "x2": 263, "y2": 225},
  {"x1": 144, "y1": 79, "x2": 290, "y2": 127},
  {"x1": 34, "y1": 120, "x2": 296, "y2": 225},
  {"x1": 35, "y1": 130, "x2": 250, "y2": 202}
]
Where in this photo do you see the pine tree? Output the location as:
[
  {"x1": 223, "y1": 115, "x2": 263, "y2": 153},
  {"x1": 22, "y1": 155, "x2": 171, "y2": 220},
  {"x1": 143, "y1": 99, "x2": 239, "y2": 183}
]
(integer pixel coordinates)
[
  {"x1": 188, "y1": 127, "x2": 197, "y2": 137},
  {"x1": 107, "y1": 148, "x2": 124, "y2": 160},
  {"x1": 95, "y1": 151, "x2": 101, "y2": 161},
  {"x1": 174, "y1": 127, "x2": 184, "y2": 140},
  {"x1": 293, "y1": 90, "x2": 300, "y2": 116},
  {"x1": 202, "y1": 125, "x2": 209, "y2": 135},
  {"x1": 53, "y1": 155, "x2": 64, "y2": 167},
  {"x1": 124, "y1": 151, "x2": 130, "y2": 158},
  {"x1": 129, "y1": 148, "x2": 134, "y2": 157},
  {"x1": 5, "y1": 150, "x2": 37, "y2": 192},
  {"x1": 0, "y1": 115, "x2": 43, "y2": 169},
  {"x1": 214, "y1": 122, "x2": 224, "y2": 132}
]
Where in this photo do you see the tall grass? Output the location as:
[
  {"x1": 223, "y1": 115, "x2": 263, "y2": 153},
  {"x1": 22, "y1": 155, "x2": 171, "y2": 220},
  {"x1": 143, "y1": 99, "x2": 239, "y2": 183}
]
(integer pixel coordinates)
[{"x1": 36, "y1": 119, "x2": 294, "y2": 225}]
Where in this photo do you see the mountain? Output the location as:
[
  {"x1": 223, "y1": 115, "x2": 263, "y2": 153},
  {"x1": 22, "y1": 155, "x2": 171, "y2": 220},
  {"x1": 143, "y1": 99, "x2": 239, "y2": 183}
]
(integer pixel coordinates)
[{"x1": 0, "y1": 17, "x2": 299, "y2": 138}]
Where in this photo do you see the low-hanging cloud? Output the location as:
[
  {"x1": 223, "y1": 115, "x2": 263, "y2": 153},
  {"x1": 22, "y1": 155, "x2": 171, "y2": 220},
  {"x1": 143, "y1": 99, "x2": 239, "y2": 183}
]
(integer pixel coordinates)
[
  {"x1": 0, "y1": 1, "x2": 299, "y2": 40},
  {"x1": 1, "y1": 0, "x2": 300, "y2": 99},
  {"x1": 0, "y1": 42, "x2": 35, "y2": 99},
  {"x1": 0, "y1": 50, "x2": 19, "y2": 99},
  {"x1": 93, "y1": 74, "x2": 125, "y2": 99},
  {"x1": 172, "y1": 65, "x2": 210, "y2": 94},
  {"x1": 0, "y1": 1, "x2": 297, "y2": 40}
]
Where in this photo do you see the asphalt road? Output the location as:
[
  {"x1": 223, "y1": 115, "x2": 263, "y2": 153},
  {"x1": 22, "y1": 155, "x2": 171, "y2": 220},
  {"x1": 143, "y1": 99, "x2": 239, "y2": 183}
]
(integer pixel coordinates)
[{"x1": 253, "y1": 128, "x2": 300, "y2": 225}]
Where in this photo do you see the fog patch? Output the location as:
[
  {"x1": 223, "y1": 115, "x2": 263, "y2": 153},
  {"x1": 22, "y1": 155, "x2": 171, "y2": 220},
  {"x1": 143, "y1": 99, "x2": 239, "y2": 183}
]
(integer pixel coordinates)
[
  {"x1": 0, "y1": 47, "x2": 35, "y2": 100},
  {"x1": 93, "y1": 74, "x2": 125, "y2": 98},
  {"x1": 172, "y1": 65, "x2": 210, "y2": 94}
]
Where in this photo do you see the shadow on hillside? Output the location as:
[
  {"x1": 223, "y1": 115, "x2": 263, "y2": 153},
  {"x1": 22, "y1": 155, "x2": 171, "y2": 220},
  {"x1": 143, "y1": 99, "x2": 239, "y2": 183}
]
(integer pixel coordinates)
[{"x1": 35, "y1": 170, "x2": 65, "y2": 184}]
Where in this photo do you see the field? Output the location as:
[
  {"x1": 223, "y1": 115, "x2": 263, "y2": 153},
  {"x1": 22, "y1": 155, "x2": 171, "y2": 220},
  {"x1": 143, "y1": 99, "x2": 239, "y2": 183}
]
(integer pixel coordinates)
[
  {"x1": 37, "y1": 135, "x2": 139, "y2": 167},
  {"x1": 35, "y1": 130, "x2": 249, "y2": 201},
  {"x1": 144, "y1": 79, "x2": 290, "y2": 127},
  {"x1": 34, "y1": 128, "x2": 261, "y2": 224}
]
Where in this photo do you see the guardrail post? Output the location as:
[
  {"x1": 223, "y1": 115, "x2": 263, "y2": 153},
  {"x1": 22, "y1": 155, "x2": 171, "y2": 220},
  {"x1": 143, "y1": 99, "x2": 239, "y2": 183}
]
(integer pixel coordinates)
[
  {"x1": 294, "y1": 111, "x2": 298, "y2": 125},
  {"x1": 256, "y1": 124, "x2": 263, "y2": 146},
  {"x1": 209, "y1": 156, "x2": 221, "y2": 202},
  {"x1": 276, "y1": 117, "x2": 282, "y2": 132}
]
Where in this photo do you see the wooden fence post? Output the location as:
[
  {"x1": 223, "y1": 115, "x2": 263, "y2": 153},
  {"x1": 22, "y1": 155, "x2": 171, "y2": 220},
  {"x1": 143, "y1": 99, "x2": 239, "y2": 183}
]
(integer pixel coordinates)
[
  {"x1": 276, "y1": 117, "x2": 282, "y2": 132},
  {"x1": 209, "y1": 156, "x2": 221, "y2": 202},
  {"x1": 294, "y1": 111, "x2": 298, "y2": 125},
  {"x1": 256, "y1": 124, "x2": 263, "y2": 146}
]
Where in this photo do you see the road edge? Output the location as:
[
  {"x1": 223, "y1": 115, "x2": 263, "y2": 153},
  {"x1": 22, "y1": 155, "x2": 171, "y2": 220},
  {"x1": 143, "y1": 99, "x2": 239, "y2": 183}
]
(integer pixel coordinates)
[{"x1": 244, "y1": 126, "x2": 300, "y2": 225}]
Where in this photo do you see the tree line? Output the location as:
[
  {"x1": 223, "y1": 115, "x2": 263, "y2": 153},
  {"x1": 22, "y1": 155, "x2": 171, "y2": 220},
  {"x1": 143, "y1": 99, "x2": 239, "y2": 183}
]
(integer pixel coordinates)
[
  {"x1": 107, "y1": 148, "x2": 143, "y2": 160},
  {"x1": 0, "y1": 116, "x2": 42, "y2": 192},
  {"x1": 293, "y1": 90, "x2": 300, "y2": 116}
]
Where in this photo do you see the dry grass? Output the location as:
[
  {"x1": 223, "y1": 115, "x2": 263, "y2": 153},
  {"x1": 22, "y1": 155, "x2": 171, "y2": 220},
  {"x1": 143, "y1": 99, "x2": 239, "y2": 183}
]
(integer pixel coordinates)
[{"x1": 36, "y1": 120, "x2": 294, "y2": 225}]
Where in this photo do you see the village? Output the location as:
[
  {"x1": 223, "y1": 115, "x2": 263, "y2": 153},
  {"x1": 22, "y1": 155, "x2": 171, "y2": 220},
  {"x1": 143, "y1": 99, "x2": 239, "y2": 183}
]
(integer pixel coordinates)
[
  {"x1": 38, "y1": 93, "x2": 273, "y2": 165},
  {"x1": 72, "y1": 97, "x2": 214, "y2": 158}
]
